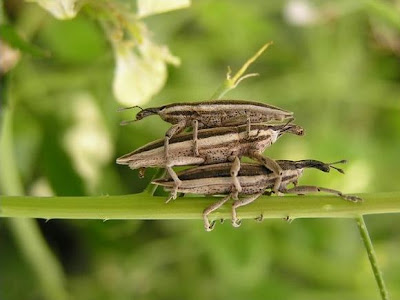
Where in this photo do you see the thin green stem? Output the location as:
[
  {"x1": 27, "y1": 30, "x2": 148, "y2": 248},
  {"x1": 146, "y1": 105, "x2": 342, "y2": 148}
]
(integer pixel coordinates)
[
  {"x1": 356, "y1": 216, "x2": 390, "y2": 300},
  {"x1": 145, "y1": 168, "x2": 166, "y2": 195},
  {"x1": 210, "y1": 41, "x2": 273, "y2": 99},
  {"x1": 8, "y1": 218, "x2": 69, "y2": 300},
  {"x1": 1, "y1": 192, "x2": 399, "y2": 220},
  {"x1": 0, "y1": 91, "x2": 68, "y2": 300}
]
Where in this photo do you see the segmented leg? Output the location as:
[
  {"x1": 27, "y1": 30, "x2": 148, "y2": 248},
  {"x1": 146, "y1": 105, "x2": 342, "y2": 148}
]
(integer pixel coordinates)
[
  {"x1": 284, "y1": 185, "x2": 362, "y2": 202},
  {"x1": 230, "y1": 157, "x2": 242, "y2": 199},
  {"x1": 138, "y1": 167, "x2": 146, "y2": 178},
  {"x1": 164, "y1": 119, "x2": 187, "y2": 160},
  {"x1": 255, "y1": 214, "x2": 264, "y2": 222},
  {"x1": 232, "y1": 193, "x2": 263, "y2": 227},
  {"x1": 283, "y1": 216, "x2": 293, "y2": 223},
  {"x1": 165, "y1": 166, "x2": 182, "y2": 203},
  {"x1": 203, "y1": 195, "x2": 231, "y2": 232},
  {"x1": 246, "y1": 117, "x2": 251, "y2": 139},
  {"x1": 192, "y1": 119, "x2": 199, "y2": 156},
  {"x1": 249, "y1": 150, "x2": 282, "y2": 194}
]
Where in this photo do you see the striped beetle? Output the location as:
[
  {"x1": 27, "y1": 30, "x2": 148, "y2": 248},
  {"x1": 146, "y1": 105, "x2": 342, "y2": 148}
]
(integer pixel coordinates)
[
  {"x1": 119, "y1": 100, "x2": 294, "y2": 159},
  {"x1": 117, "y1": 122, "x2": 304, "y2": 201},
  {"x1": 153, "y1": 159, "x2": 362, "y2": 231}
]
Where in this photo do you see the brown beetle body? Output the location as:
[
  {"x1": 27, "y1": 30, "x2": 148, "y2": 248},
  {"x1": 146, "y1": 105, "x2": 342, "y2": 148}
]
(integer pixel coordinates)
[
  {"x1": 153, "y1": 159, "x2": 362, "y2": 231},
  {"x1": 122, "y1": 100, "x2": 294, "y2": 162},
  {"x1": 135, "y1": 100, "x2": 293, "y2": 128},
  {"x1": 117, "y1": 123, "x2": 304, "y2": 201}
]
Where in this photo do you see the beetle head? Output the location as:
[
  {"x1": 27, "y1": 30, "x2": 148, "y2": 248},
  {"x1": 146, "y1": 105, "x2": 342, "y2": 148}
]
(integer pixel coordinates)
[
  {"x1": 118, "y1": 106, "x2": 164, "y2": 125},
  {"x1": 277, "y1": 123, "x2": 304, "y2": 137},
  {"x1": 136, "y1": 107, "x2": 163, "y2": 120}
]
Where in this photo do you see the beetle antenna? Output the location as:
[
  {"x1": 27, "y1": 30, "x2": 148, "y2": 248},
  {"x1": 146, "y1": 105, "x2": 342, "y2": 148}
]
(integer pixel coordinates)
[
  {"x1": 117, "y1": 105, "x2": 144, "y2": 112},
  {"x1": 277, "y1": 119, "x2": 292, "y2": 132},
  {"x1": 278, "y1": 118, "x2": 304, "y2": 137},
  {"x1": 280, "y1": 117, "x2": 296, "y2": 131},
  {"x1": 120, "y1": 119, "x2": 138, "y2": 126},
  {"x1": 118, "y1": 106, "x2": 146, "y2": 125},
  {"x1": 296, "y1": 159, "x2": 346, "y2": 173},
  {"x1": 283, "y1": 118, "x2": 293, "y2": 127},
  {"x1": 327, "y1": 160, "x2": 347, "y2": 174}
]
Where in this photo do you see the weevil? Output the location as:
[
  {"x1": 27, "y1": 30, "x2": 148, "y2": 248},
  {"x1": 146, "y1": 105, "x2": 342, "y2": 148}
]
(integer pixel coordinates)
[
  {"x1": 119, "y1": 100, "x2": 294, "y2": 159},
  {"x1": 117, "y1": 122, "x2": 304, "y2": 201},
  {"x1": 152, "y1": 159, "x2": 362, "y2": 231}
]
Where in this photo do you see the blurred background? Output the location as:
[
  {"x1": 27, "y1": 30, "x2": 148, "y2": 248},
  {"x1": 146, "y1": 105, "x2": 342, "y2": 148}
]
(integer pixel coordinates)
[{"x1": 1, "y1": 0, "x2": 400, "y2": 299}]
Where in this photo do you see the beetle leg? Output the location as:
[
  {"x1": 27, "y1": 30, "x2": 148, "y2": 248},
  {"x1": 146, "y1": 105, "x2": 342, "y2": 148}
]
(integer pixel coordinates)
[
  {"x1": 165, "y1": 166, "x2": 182, "y2": 203},
  {"x1": 283, "y1": 185, "x2": 362, "y2": 202},
  {"x1": 164, "y1": 119, "x2": 187, "y2": 160},
  {"x1": 192, "y1": 119, "x2": 199, "y2": 156},
  {"x1": 138, "y1": 167, "x2": 146, "y2": 178},
  {"x1": 232, "y1": 193, "x2": 263, "y2": 227},
  {"x1": 283, "y1": 216, "x2": 293, "y2": 223},
  {"x1": 203, "y1": 195, "x2": 231, "y2": 232},
  {"x1": 246, "y1": 117, "x2": 251, "y2": 139},
  {"x1": 230, "y1": 157, "x2": 242, "y2": 196},
  {"x1": 249, "y1": 151, "x2": 282, "y2": 194},
  {"x1": 255, "y1": 214, "x2": 264, "y2": 222}
]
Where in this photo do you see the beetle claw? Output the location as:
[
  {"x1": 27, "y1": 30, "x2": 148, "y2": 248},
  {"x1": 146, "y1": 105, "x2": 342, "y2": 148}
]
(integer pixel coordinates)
[
  {"x1": 206, "y1": 220, "x2": 216, "y2": 232},
  {"x1": 232, "y1": 219, "x2": 242, "y2": 228},
  {"x1": 255, "y1": 214, "x2": 264, "y2": 222}
]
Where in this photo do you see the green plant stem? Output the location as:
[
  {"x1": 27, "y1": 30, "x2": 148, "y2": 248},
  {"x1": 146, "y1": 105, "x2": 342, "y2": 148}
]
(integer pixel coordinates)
[
  {"x1": 0, "y1": 94, "x2": 68, "y2": 300},
  {"x1": 1, "y1": 192, "x2": 399, "y2": 220},
  {"x1": 145, "y1": 168, "x2": 166, "y2": 195},
  {"x1": 356, "y1": 216, "x2": 390, "y2": 300},
  {"x1": 210, "y1": 41, "x2": 273, "y2": 99},
  {"x1": 7, "y1": 218, "x2": 69, "y2": 300}
]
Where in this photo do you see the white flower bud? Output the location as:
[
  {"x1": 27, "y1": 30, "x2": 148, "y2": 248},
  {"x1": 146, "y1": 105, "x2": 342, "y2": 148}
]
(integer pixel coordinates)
[
  {"x1": 112, "y1": 38, "x2": 180, "y2": 106},
  {"x1": 137, "y1": 0, "x2": 191, "y2": 18},
  {"x1": 64, "y1": 93, "x2": 113, "y2": 192},
  {"x1": 284, "y1": 0, "x2": 317, "y2": 26},
  {"x1": 27, "y1": 0, "x2": 79, "y2": 19}
]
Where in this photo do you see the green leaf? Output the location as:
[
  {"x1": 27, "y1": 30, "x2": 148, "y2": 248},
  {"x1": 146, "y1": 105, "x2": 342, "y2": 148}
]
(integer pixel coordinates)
[{"x1": 0, "y1": 24, "x2": 49, "y2": 57}]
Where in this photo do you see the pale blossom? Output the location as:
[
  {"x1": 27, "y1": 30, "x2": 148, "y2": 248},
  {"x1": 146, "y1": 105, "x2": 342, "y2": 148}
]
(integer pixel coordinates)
[
  {"x1": 64, "y1": 93, "x2": 113, "y2": 192},
  {"x1": 27, "y1": 0, "x2": 79, "y2": 19},
  {"x1": 137, "y1": 0, "x2": 191, "y2": 18},
  {"x1": 112, "y1": 38, "x2": 180, "y2": 106},
  {"x1": 284, "y1": 0, "x2": 318, "y2": 26}
]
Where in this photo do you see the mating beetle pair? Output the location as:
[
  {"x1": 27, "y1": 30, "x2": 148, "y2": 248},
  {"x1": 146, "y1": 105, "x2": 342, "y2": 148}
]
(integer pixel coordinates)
[{"x1": 117, "y1": 100, "x2": 361, "y2": 231}]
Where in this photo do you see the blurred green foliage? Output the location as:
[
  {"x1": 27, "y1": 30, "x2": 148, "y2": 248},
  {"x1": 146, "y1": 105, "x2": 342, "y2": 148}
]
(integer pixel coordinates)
[{"x1": 1, "y1": 0, "x2": 400, "y2": 299}]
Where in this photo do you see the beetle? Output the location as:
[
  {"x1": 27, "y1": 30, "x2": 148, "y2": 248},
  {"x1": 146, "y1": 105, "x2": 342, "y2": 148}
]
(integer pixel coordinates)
[
  {"x1": 152, "y1": 159, "x2": 362, "y2": 231},
  {"x1": 119, "y1": 100, "x2": 294, "y2": 159},
  {"x1": 117, "y1": 122, "x2": 304, "y2": 201}
]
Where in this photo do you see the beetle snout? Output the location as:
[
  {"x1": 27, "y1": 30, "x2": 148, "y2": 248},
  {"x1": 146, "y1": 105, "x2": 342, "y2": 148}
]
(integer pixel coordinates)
[
  {"x1": 136, "y1": 107, "x2": 163, "y2": 120},
  {"x1": 280, "y1": 125, "x2": 305, "y2": 136},
  {"x1": 294, "y1": 126, "x2": 305, "y2": 136}
]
